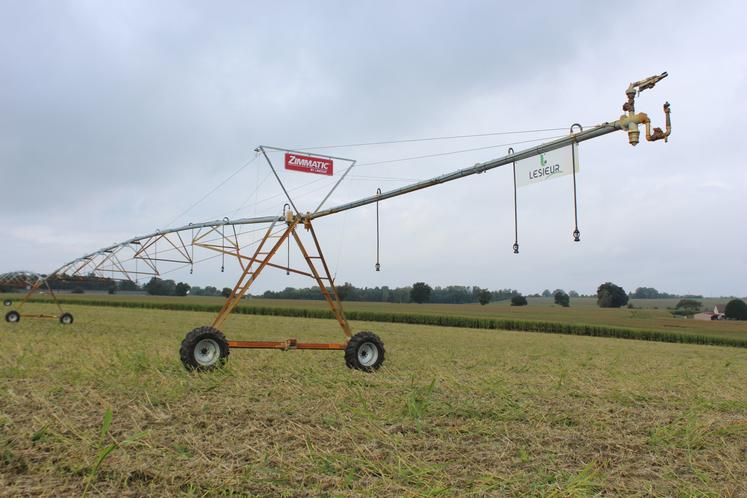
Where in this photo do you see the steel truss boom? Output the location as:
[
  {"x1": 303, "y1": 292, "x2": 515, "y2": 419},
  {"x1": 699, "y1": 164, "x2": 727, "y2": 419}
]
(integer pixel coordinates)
[
  {"x1": 48, "y1": 76, "x2": 672, "y2": 279},
  {"x1": 5, "y1": 73, "x2": 671, "y2": 372}
]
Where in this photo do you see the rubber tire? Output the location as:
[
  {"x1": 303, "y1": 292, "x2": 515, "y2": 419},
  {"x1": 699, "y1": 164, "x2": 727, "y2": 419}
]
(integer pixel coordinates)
[
  {"x1": 180, "y1": 326, "x2": 230, "y2": 372},
  {"x1": 59, "y1": 313, "x2": 74, "y2": 325},
  {"x1": 345, "y1": 331, "x2": 385, "y2": 372},
  {"x1": 3, "y1": 299, "x2": 11, "y2": 307},
  {"x1": 5, "y1": 311, "x2": 20, "y2": 323}
]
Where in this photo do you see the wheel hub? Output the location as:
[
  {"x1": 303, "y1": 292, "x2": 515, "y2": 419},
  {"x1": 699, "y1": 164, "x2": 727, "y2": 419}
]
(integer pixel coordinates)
[
  {"x1": 357, "y1": 342, "x2": 378, "y2": 367},
  {"x1": 194, "y1": 338, "x2": 220, "y2": 366}
]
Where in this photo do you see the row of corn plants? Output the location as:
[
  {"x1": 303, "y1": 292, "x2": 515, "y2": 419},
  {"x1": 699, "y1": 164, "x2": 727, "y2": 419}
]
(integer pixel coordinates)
[{"x1": 22, "y1": 297, "x2": 747, "y2": 348}]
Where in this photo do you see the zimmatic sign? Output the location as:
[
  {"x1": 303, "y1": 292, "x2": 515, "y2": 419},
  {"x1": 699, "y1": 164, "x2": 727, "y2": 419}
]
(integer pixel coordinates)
[{"x1": 284, "y1": 153, "x2": 333, "y2": 176}]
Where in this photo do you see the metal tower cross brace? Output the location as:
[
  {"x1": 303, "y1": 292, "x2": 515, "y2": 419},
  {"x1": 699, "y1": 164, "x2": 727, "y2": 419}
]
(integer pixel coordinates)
[{"x1": 210, "y1": 213, "x2": 352, "y2": 352}]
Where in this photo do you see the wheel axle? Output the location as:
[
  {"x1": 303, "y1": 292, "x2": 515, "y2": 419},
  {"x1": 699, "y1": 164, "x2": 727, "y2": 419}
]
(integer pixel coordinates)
[{"x1": 179, "y1": 329, "x2": 384, "y2": 372}]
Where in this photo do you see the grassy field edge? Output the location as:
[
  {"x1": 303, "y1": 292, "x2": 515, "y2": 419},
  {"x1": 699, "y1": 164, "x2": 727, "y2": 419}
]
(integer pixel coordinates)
[{"x1": 25, "y1": 297, "x2": 747, "y2": 349}]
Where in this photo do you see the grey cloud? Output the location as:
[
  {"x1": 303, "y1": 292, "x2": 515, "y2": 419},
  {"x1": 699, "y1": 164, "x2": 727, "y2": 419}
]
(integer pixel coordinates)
[{"x1": 1, "y1": 0, "x2": 745, "y2": 296}]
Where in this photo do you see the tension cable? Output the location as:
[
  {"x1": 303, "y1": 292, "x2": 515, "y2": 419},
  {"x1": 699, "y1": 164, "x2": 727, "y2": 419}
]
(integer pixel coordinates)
[{"x1": 296, "y1": 126, "x2": 583, "y2": 151}]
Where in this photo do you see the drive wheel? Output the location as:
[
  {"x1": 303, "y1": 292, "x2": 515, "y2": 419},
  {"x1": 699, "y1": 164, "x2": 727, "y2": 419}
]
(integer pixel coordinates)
[
  {"x1": 180, "y1": 326, "x2": 230, "y2": 371},
  {"x1": 345, "y1": 331, "x2": 385, "y2": 372},
  {"x1": 5, "y1": 311, "x2": 20, "y2": 323},
  {"x1": 59, "y1": 313, "x2": 74, "y2": 325}
]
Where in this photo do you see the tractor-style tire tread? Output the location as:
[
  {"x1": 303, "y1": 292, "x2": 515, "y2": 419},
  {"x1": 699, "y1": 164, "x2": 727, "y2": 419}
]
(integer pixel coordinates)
[
  {"x1": 180, "y1": 326, "x2": 230, "y2": 372},
  {"x1": 345, "y1": 331, "x2": 385, "y2": 372}
]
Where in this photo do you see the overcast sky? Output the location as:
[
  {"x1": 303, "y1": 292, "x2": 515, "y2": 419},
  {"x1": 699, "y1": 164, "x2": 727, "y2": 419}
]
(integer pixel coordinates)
[{"x1": 1, "y1": 0, "x2": 745, "y2": 297}]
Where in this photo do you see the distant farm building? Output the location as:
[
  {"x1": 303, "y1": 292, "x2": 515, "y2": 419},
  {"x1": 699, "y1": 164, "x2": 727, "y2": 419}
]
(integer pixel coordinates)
[{"x1": 693, "y1": 305, "x2": 726, "y2": 321}]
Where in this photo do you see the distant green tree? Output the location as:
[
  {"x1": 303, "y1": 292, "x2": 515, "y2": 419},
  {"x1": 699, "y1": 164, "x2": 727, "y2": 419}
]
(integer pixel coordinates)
[
  {"x1": 541, "y1": 289, "x2": 552, "y2": 298},
  {"x1": 675, "y1": 299, "x2": 702, "y2": 314},
  {"x1": 596, "y1": 282, "x2": 628, "y2": 308},
  {"x1": 175, "y1": 282, "x2": 191, "y2": 296},
  {"x1": 204, "y1": 286, "x2": 218, "y2": 296},
  {"x1": 337, "y1": 282, "x2": 354, "y2": 301},
  {"x1": 511, "y1": 295, "x2": 528, "y2": 306},
  {"x1": 554, "y1": 290, "x2": 570, "y2": 307},
  {"x1": 725, "y1": 299, "x2": 747, "y2": 320},
  {"x1": 145, "y1": 277, "x2": 176, "y2": 296},
  {"x1": 568, "y1": 290, "x2": 579, "y2": 298},
  {"x1": 633, "y1": 287, "x2": 660, "y2": 299},
  {"x1": 118, "y1": 280, "x2": 139, "y2": 291},
  {"x1": 478, "y1": 288, "x2": 491, "y2": 306},
  {"x1": 410, "y1": 282, "x2": 432, "y2": 304},
  {"x1": 221, "y1": 287, "x2": 232, "y2": 298}
]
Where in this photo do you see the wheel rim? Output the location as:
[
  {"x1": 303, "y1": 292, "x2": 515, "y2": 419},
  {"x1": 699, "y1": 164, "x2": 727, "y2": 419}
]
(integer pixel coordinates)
[
  {"x1": 357, "y1": 342, "x2": 379, "y2": 367},
  {"x1": 8, "y1": 313, "x2": 18, "y2": 323},
  {"x1": 194, "y1": 338, "x2": 221, "y2": 366},
  {"x1": 62, "y1": 315, "x2": 72, "y2": 324}
]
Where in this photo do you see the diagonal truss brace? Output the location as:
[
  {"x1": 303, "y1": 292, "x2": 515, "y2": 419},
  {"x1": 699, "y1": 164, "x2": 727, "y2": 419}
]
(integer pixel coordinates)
[{"x1": 211, "y1": 214, "x2": 352, "y2": 347}]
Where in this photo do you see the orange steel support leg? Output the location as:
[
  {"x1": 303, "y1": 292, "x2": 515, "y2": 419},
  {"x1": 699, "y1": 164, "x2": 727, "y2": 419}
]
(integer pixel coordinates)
[
  {"x1": 212, "y1": 217, "x2": 352, "y2": 349},
  {"x1": 212, "y1": 219, "x2": 299, "y2": 329},
  {"x1": 17, "y1": 280, "x2": 43, "y2": 311},
  {"x1": 15, "y1": 279, "x2": 66, "y2": 320},
  {"x1": 43, "y1": 280, "x2": 65, "y2": 316},
  {"x1": 291, "y1": 221, "x2": 352, "y2": 338}
]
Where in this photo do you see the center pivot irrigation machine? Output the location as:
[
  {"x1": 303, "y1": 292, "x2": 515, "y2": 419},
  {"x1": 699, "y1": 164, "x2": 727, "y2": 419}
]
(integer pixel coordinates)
[{"x1": 3, "y1": 73, "x2": 672, "y2": 372}]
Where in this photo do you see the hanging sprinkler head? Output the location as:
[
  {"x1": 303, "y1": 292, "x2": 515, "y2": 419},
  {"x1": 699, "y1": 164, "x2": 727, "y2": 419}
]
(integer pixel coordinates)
[{"x1": 375, "y1": 188, "x2": 382, "y2": 271}]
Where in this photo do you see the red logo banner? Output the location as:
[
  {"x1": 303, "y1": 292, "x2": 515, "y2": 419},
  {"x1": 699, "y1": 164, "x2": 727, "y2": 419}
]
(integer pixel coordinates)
[{"x1": 284, "y1": 153, "x2": 333, "y2": 176}]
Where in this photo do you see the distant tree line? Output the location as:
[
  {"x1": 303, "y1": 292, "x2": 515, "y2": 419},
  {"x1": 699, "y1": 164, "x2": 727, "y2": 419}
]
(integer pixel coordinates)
[
  {"x1": 46, "y1": 274, "x2": 121, "y2": 292},
  {"x1": 4, "y1": 275, "x2": 739, "y2": 314},
  {"x1": 628, "y1": 286, "x2": 702, "y2": 299},
  {"x1": 261, "y1": 283, "x2": 522, "y2": 304}
]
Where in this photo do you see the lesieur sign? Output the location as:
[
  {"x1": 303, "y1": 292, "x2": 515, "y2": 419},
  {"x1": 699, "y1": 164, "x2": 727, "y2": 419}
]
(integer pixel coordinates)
[{"x1": 284, "y1": 153, "x2": 333, "y2": 176}]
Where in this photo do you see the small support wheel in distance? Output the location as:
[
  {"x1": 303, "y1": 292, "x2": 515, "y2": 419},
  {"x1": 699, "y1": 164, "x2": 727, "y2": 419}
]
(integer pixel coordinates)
[
  {"x1": 59, "y1": 313, "x2": 74, "y2": 325},
  {"x1": 5, "y1": 311, "x2": 20, "y2": 323},
  {"x1": 180, "y1": 326, "x2": 230, "y2": 372},
  {"x1": 345, "y1": 331, "x2": 385, "y2": 372},
  {"x1": 3, "y1": 299, "x2": 12, "y2": 307}
]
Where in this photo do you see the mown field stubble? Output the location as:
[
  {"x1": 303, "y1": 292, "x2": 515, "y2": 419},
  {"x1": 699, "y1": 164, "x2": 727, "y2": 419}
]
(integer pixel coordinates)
[{"x1": 1, "y1": 303, "x2": 746, "y2": 496}]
